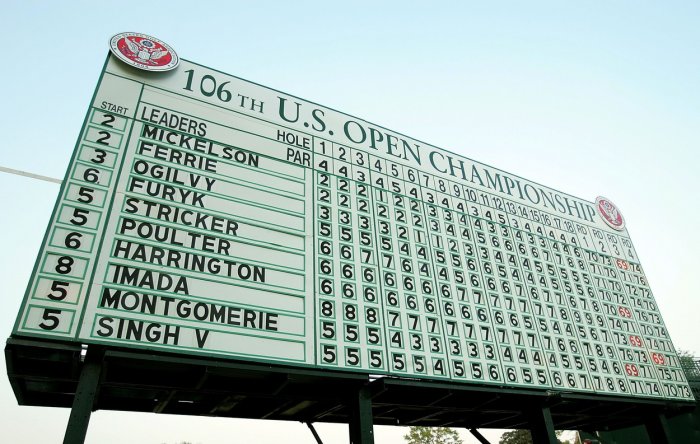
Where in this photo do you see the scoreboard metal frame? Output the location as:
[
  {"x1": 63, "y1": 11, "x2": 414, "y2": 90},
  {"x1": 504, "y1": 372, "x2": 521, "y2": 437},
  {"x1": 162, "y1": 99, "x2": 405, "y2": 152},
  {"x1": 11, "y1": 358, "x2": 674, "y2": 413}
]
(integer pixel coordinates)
[{"x1": 11, "y1": 53, "x2": 694, "y2": 406}]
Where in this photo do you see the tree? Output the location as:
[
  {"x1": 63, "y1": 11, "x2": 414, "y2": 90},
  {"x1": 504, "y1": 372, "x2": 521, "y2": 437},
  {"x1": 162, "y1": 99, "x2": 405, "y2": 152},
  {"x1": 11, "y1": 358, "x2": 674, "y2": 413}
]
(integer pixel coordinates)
[
  {"x1": 677, "y1": 350, "x2": 699, "y2": 380},
  {"x1": 404, "y1": 426, "x2": 463, "y2": 444},
  {"x1": 499, "y1": 429, "x2": 569, "y2": 444},
  {"x1": 499, "y1": 429, "x2": 533, "y2": 444}
]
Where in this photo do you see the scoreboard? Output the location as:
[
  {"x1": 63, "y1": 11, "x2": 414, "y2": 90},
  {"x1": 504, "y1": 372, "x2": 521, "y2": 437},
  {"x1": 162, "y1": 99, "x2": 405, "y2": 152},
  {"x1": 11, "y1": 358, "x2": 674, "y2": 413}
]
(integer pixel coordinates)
[{"x1": 12, "y1": 52, "x2": 693, "y2": 403}]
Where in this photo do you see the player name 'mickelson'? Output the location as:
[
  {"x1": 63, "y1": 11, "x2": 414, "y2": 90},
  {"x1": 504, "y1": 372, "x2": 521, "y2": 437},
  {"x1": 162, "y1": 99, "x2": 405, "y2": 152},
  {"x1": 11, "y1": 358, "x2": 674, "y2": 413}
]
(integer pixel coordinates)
[{"x1": 140, "y1": 104, "x2": 264, "y2": 173}]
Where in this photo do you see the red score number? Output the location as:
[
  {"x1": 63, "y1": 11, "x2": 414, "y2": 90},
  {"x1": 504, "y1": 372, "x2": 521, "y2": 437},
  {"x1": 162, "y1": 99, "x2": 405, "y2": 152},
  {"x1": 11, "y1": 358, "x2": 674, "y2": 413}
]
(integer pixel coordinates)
[
  {"x1": 625, "y1": 363, "x2": 639, "y2": 377},
  {"x1": 618, "y1": 306, "x2": 632, "y2": 318},
  {"x1": 651, "y1": 352, "x2": 666, "y2": 365},
  {"x1": 629, "y1": 335, "x2": 643, "y2": 347},
  {"x1": 616, "y1": 258, "x2": 629, "y2": 270}
]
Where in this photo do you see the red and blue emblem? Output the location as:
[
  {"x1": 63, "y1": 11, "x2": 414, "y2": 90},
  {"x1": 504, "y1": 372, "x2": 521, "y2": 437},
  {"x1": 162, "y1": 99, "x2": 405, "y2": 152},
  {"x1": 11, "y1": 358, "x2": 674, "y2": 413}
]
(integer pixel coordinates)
[
  {"x1": 596, "y1": 196, "x2": 625, "y2": 231},
  {"x1": 109, "y1": 32, "x2": 179, "y2": 72}
]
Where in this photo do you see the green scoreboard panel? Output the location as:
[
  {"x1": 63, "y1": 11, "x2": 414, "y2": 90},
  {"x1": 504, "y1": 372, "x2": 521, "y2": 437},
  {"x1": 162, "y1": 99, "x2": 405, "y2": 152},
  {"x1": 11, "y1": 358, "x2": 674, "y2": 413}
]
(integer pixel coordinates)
[{"x1": 13, "y1": 54, "x2": 693, "y2": 402}]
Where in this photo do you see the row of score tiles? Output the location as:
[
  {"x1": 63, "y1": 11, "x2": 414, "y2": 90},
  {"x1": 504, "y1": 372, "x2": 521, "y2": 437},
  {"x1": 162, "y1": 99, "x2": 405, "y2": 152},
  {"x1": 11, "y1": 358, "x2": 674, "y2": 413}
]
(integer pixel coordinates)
[
  {"x1": 312, "y1": 171, "x2": 667, "y2": 395},
  {"x1": 311, "y1": 139, "x2": 637, "y2": 259},
  {"x1": 310, "y1": 138, "x2": 691, "y2": 400}
]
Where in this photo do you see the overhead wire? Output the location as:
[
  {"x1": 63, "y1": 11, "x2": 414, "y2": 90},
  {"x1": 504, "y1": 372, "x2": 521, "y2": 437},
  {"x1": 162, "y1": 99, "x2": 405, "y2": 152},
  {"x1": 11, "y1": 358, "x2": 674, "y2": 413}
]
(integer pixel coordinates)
[{"x1": 0, "y1": 166, "x2": 62, "y2": 184}]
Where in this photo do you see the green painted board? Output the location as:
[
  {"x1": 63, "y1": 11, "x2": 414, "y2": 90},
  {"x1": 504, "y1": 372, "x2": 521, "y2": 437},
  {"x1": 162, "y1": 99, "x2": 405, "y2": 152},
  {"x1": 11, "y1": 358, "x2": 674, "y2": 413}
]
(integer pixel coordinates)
[{"x1": 12, "y1": 53, "x2": 694, "y2": 402}]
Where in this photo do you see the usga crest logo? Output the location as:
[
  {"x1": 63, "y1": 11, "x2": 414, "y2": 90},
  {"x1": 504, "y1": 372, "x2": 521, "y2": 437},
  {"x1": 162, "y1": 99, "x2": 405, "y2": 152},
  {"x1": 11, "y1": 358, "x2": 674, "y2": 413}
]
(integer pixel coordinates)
[
  {"x1": 109, "y1": 32, "x2": 179, "y2": 72},
  {"x1": 596, "y1": 196, "x2": 625, "y2": 231}
]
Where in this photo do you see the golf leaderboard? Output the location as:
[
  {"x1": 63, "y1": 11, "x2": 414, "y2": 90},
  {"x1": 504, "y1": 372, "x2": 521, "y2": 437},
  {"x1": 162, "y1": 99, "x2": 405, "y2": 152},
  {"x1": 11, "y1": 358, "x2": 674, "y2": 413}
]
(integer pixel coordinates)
[{"x1": 12, "y1": 42, "x2": 693, "y2": 403}]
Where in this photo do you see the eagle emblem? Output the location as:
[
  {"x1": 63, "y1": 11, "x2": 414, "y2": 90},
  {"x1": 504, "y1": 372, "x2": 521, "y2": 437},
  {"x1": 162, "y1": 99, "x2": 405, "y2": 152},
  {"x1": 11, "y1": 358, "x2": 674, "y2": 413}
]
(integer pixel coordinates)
[
  {"x1": 122, "y1": 37, "x2": 169, "y2": 64},
  {"x1": 595, "y1": 196, "x2": 625, "y2": 231},
  {"x1": 110, "y1": 32, "x2": 179, "y2": 72}
]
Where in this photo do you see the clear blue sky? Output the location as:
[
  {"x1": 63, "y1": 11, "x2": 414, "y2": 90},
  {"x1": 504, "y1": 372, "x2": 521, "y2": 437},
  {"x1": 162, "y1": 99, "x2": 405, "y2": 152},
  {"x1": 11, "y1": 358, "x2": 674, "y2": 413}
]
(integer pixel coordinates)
[{"x1": 1, "y1": 1, "x2": 699, "y2": 443}]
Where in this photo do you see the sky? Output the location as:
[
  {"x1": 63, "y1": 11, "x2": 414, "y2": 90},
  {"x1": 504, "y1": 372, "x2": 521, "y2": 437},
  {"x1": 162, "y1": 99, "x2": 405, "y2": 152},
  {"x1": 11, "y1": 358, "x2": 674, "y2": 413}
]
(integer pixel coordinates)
[{"x1": 1, "y1": 1, "x2": 699, "y2": 443}]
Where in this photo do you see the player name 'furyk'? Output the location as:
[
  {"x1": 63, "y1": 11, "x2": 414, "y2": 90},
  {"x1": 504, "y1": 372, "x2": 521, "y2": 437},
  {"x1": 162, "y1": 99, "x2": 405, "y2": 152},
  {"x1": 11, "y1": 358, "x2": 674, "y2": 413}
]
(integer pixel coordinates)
[{"x1": 128, "y1": 178, "x2": 206, "y2": 207}]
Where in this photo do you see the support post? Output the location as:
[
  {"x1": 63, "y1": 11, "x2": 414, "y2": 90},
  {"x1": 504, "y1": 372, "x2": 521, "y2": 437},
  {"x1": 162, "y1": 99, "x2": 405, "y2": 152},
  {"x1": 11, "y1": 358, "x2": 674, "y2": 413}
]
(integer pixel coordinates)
[
  {"x1": 644, "y1": 412, "x2": 674, "y2": 444},
  {"x1": 529, "y1": 406, "x2": 558, "y2": 444},
  {"x1": 63, "y1": 347, "x2": 104, "y2": 444},
  {"x1": 348, "y1": 386, "x2": 374, "y2": 444},
  {"x1": 306, "y1": 422, "x2": 325, "y2": 444},
  {"x1": 469, "y1": 428, "x2": 492, "y2": 444}
]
